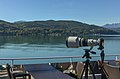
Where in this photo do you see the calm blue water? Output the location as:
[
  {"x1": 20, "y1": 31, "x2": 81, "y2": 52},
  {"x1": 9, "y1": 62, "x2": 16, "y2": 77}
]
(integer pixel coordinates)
[{"x1": 0, "y1": 36, "x2": 120, "y2": 64}]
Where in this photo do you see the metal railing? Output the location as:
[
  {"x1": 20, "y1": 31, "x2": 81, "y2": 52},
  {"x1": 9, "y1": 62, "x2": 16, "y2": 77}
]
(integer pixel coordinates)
[{"x1": 0, "y1": 54, "x2": 120, "y2": 66}]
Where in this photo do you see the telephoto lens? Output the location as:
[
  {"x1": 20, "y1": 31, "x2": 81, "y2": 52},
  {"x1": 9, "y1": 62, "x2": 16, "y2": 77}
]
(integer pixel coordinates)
[{"x1": 66, "y1": 36, "x2": 104, "y2": 48}]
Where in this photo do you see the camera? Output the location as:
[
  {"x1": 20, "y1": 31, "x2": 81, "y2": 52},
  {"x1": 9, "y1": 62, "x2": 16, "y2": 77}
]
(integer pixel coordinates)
[{"x1": 66, "y1": 36, "x2": 104, "y2": 48}]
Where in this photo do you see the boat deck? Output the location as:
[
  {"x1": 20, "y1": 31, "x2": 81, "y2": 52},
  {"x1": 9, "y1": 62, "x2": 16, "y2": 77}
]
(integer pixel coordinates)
[{"x1": 0, "y1": 54, "x2": 120, "y2": 79}]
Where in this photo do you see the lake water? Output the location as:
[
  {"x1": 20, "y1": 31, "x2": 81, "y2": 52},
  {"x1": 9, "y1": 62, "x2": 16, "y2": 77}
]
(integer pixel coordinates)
[{"x1": 0, "y1": 36, "x2": 120, "y2": 65}]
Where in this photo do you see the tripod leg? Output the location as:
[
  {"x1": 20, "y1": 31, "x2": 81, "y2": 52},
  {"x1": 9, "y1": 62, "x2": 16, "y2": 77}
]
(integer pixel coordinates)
[
  {"x1": 80, "y1": 60, "x2": 89, "y2": 79},
  {"x1": 80, "y1": 64, "x2": 86, "y2": 79},
  {"x1": 84, "y1": 61, "x2": 89, "y2": 79},
  {"x1": 88, "y1": 62, "x2": 96, "y2": 79},
  {"x1": 98, "y1": 61, "x2": 109, "y2": 79}
]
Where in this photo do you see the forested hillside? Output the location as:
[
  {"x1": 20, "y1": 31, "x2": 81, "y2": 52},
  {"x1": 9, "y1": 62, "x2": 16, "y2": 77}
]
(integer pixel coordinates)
[{"x1": 0, "y1": 20, "x2": 119, "y2": 36}]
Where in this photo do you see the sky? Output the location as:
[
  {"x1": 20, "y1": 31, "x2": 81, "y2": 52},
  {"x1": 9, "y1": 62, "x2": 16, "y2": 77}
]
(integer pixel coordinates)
[{"x1": 0, "y1": 0, "x2": 120, "y2": 26}]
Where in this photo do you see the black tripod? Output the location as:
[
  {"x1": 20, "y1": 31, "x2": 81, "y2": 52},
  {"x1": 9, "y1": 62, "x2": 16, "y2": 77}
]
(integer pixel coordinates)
[
  {"x1": 98, "y1": 45, "x2": 108, "y2": 79},
  {"x1": 80, "y1": 48, "x2": 96, "y2": 79}
]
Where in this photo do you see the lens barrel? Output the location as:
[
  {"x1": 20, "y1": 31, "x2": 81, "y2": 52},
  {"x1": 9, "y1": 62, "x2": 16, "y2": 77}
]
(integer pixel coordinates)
[{"x1": 66, "y1": 36, "x2": 79, "y2": 48}]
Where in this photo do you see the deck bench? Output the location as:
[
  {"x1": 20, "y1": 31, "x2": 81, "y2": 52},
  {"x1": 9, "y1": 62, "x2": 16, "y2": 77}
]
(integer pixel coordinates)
[{"x1": 23, "y1": 64, "x2": 75, "y2": 79}]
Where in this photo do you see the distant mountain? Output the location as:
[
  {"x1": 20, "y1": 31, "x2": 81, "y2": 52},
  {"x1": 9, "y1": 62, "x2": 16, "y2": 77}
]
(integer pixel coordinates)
[
  {"x1": 103, "y1": 23, "x2": 120, "y2": 28},
  {"x1": 0, "y1": 20, "x2": 119, "y2": 36},
  {"x1": 102, "y1": 23, "x2": 120, "y2": 33}
]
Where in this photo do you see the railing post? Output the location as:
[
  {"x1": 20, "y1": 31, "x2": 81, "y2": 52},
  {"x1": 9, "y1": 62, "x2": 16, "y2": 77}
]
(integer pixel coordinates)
[
  {"x1": 70, "y1": 58, "x2": 72, "y2": 63},
  {"x1": 11, "y1": 59, "x2": 14, "y2": 67},
  {"x1": 116, "y1": 56, "x2": 118, "y2": 60}
]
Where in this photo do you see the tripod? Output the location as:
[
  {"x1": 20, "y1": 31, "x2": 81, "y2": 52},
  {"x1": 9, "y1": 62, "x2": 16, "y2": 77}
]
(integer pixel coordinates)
[
  {"x1": 80, "y1": 49, "x2": 96, "y2": 79},
  {"x1": 98, "y1": 46, "x2": 108, "y2": 79}
]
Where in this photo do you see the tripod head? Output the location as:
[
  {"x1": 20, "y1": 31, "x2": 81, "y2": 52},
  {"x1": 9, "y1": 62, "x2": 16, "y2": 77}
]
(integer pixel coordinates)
[{"x1": 82, "y1": 46, "x2": 96, "y2": 59}]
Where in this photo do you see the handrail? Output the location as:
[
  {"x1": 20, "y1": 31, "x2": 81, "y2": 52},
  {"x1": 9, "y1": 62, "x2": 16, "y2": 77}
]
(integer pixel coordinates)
[
  {"x1": 0, "y1": 54, "x2": 120, "y2": 66},
  {"x1": 0, "y1": 56, "x2": 83, "y2": 60},
  {"x1": 0, "y1": 54, "x2": 120, "y2": 60}
]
